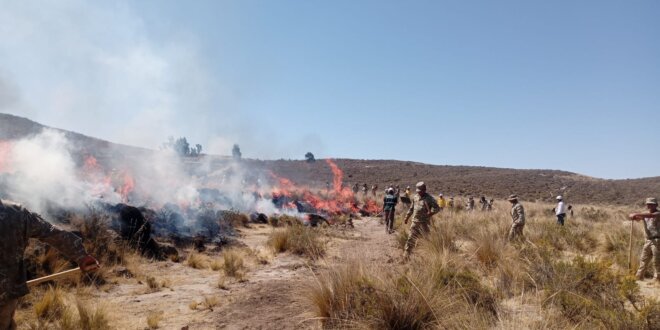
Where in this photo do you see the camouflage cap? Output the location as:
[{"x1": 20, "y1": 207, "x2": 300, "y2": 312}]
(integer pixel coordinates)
[
  {"x1": 646, "y1": 197, "x2": 658, "y2": 205},
  {"x1": 415, "y1": 181, "x2": 426, "y2": 192},
  {"x1": 507, "y1": 194, "x2": 518, "y2": 201}
]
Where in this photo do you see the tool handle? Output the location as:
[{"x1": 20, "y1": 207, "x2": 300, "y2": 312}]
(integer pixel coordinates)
[{"x1": 27, "y1": 267, "x2": 81, "y2": 287}]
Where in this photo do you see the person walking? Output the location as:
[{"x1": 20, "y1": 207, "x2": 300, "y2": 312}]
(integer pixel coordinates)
[
  {"x1": 0, "y1": 200, "x2": 100, "y2": 330},
  {"x1": 555, "y1": 195, "x2": 567, "y2": 226},
  {"x1": 629, "y1": 198, "x2": 660, "y2": 281},
  {"x1": 507, "y1": 194, "x2": 525, "y2": 241},
  {"x1": 383, "y1": 188, "x2": 398, "y2": 234},
  {"x1": 403, "y1": 182, "x2": 440, "y2": 259}
]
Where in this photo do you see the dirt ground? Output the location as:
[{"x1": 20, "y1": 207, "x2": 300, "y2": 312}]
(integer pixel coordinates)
[{"x1": 63, "y1": 217, "x2": 397, "y2": 330}]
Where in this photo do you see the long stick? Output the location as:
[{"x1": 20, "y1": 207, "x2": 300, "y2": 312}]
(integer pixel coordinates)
[
  {"x1": 629, "y1": 220, "x2": 634, "y2": 271},
  {"x1": 27, "y1": 267, "x2": 81, "y2": 288}
]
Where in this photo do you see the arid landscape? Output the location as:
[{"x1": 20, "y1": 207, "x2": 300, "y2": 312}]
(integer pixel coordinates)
[{"x1": 1, "y1": 114, "x2": 660, "y2": 329}]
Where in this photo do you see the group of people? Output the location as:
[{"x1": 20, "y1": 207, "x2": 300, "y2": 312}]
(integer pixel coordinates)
[{"x1": 380, "y1": 182, "x2": 660, "y2": 280}]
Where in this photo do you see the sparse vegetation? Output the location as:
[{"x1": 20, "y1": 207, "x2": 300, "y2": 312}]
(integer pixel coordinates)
[
  {"x1": 203, "y1": 295, "x2": 220, "y2": 311},
  {"x1": 146, "y1": 311, "x2": 163, "y2": 329},
  {"x1": 186, "y1": 253, "x2": 207, "y2": 269},
  {"x1": 222, "y1": 249, "x2": 246, "y2": 279},
  {"x1": 267, "y1": 225, "x2": 325, "y2": 259}
]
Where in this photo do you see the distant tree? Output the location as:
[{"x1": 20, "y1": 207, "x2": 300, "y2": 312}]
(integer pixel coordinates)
[
  {"x1": 305, "y1": 152, "x2": 315, "y2": 163},
  {"x1": 232, "y1": 144, "x2": 242, "y2": 160},
  {"x1": 163, "y1": 136, "x2": 202, "y2": 157}
]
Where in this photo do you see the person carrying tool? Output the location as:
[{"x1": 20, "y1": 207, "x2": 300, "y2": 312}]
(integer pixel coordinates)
[
  {"x1": 629, "y1": 198, "x2": 660, "y2": 281},
  {"x1": 383, "y1": 188, "x2": 398, "y2": 234},
  {"x1": 0, "y1": 200, "x2": 99, "y2": 329},
  {"x1": 403, "y1": 182, "x2": 440, "y2": 259}
]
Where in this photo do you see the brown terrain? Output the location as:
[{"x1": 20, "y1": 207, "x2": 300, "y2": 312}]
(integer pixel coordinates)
[{"x1": 1, "y1": 112, "x2": 658, "y2": 205}]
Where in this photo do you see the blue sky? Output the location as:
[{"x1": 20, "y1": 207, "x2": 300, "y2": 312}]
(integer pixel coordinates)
[{"x1": 1, "y1": 1, "x2": 658, "y2": 179}]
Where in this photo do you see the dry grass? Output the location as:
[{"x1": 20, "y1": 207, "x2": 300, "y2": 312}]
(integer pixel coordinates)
[
  {"x1": 203, "y1": 295, "x2": 220, "y2": 311},
  {"x1": 307, "y1": 200, "x2": 660, "y2": 328},
  {"x1": 267, "y1": 225, "x2": 325, "y2": 259},
  {"x1": 146, "y1": 311, "x2": 163, "y2": 329},
  {"x1": 222, "y1": 249, "x2": 246, "y2": 279},
  {"x1": 34, "y1": 286, "x2": 67, "y2": 320},
  {"x1": 186, "y1": 252, "x2": 207, "y2": 269}
]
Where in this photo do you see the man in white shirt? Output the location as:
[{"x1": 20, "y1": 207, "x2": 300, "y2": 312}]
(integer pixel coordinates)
[{"x1": 555, "y1": 195, "x2": 567, "y2": 226}]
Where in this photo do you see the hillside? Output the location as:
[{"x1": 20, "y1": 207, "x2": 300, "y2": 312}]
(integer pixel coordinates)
[{"x1": 1, "y1": 113, "x2": 658, "y2": 205}]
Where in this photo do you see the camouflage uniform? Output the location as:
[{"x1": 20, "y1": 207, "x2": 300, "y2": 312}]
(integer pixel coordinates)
[
  {"x1": 404, "y1": 193, "x2": 440, "y2": 255},
  {"x1": 636, "y1": 212, "x2": 660, "y2": 280},
  {"x1": 508, "y1": 202, "x2": 525, "y2": 241},
  {"x1": 0, "y1": 200, "x2": 88, "y2": 330}
]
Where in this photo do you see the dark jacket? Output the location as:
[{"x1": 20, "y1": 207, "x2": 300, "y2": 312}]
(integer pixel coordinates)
[
  {"x1": 383, "y1": 193, "x2": 398, "y2": 211},
  {"x1": 0, "y1": 200, "x2": 87, "y2": 302}
]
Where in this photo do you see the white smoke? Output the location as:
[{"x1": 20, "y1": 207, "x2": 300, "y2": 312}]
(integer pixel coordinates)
[
  {"x1": 3, "y1": 129, "x2": 95, "y2": 212},
  {"x1": 0, "y1": 0, "x2": 325, "y2": 159},
  {"x1": 0, "y1": 129, "x2": 297, "y2": 219}
]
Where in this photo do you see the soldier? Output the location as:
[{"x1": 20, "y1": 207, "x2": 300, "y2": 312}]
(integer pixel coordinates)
[
  {"x1": 403, "y1": 182, "x2": 440, "y2": 258},
  {"x1": 507, "y1": 194, "x2": 525, "y2": 241},
  {"x1": 0, "y1": 200, "x2": 99, "y2": 329},
  {"x1": 352, "y1": 183, "x2": 359, "y2": 194},
  {"x1": 383, "y1": 188, "x2": 398, "y2": 234},
  {"x1": 479, "y1": 196, "x2": 488, "y2": 211},
  {"x1": 466, "y1": 196, "x2": 475, "y2": 211},
  {"x1": 362, "y1": 183, "x2": 368, "y2": 196},
  {"x1": 555, "y1": 195, "x2": 567, "y2": 226},
  {"x1": 629, "y1": 198, "x2": 660, "y2": 281}
]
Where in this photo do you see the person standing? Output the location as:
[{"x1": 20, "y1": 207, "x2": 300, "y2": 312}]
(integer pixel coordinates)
[
  {"x1": 507, "y1": 195, "x2": 525, "y2": 241},
  {"x1": 0, "y1": 200, "x2": 100, "y2": 330},
  {"x1": 383, "y1": 188, "x2": 398, "y2": 234},
  {"x1": 466, "y1": 196, "x2": 475, "y2": 211},
  {"x1": 479, "y1": 196, "x2": 488, "y2": 211},
  {"x1": 437, "y1": 194, "x2": 446, "y2": 211},
  {"x1": 629, "y1": 198, "x2": 660, "y2": 281},
  {"x1": 403, "y1": 182, "x2": 440, "y2": 258},
  {"x1": 555, "y1": 195, "x2": 567, "y2": 226}
]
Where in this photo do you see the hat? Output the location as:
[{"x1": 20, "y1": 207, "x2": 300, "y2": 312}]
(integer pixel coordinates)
[
  {"x1": 556, "y1": 195, "x2": 563, "y2": 200},
  {"x1": 438, "y1": 193, "x2": 443, "y2": 197},
  {"x1": 415, "y1": 181, "x2": 426, "y2": 192},
  {"x1": 646, "y1": 197, "x2": 658, "y2": 205},
  {"x1": 507, "y1": 194, "x2": 518, "y2": 201},
  {"x1": 387, "y1": 188, "x2": 395, "y2": 194}
]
